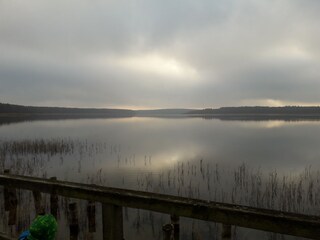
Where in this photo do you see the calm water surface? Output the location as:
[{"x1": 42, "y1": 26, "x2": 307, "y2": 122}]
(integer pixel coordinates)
[
  {"x1": 1, "y1": 118, "x2": 320, "y2": 176},
  {"x1": 1, "y1": 117, "x2": 320, "y2": 239}
]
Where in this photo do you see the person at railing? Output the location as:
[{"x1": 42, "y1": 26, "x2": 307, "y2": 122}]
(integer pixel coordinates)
[{"x1": 18, "y1": 214, "x2": 57, "y2": 240}]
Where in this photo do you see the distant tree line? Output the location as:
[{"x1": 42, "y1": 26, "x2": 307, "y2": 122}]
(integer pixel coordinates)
[
  {"x1": 3, "y1": 103, "x2": 320, "y2": 117},
  {"x1": 188, "y1": 106, "x2": 320, "y2": 115},
  {"x1": 0, "y1": 103, "x2": 134, "y2": 117}
]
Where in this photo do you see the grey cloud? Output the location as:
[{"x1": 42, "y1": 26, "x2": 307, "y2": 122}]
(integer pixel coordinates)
[
  {"x1": 1, "y1": 0, "x2": 320, "y2": 108},
  {"x1": 0, "y1": 0, "x2": 232, "y2": 55}
]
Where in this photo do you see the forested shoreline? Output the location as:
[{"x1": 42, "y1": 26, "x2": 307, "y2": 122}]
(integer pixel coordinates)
[{"x1": 188, "y1": 106, "x2": 320, "y2": 115}]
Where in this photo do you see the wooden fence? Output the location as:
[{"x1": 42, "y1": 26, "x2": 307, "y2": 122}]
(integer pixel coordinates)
[{"x1": 1, "y1": 173, "x2": 320, "y2": 239}]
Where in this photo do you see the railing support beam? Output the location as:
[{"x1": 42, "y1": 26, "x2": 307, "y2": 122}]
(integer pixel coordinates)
[
  {"x1": 171, "y1": 215, "x2": 180, "y2": 240},
  {"x1": 68, "y1": 203, "x2": 79, "y2": 240},
  {"x1": 32, "y1": 191, "x2": 44, "y2": 215},
  {"x1": 3, "y1": 170, "x2": 17, "y2": 226},
  {"x1": 50, "y1": 177, "x2": 58, "y2": 219},
  {"x1": 222, "y1": 224, "x2": 231, "y2": 240},
  {"x1": 102, "y1": 204, "x2": 123, "y2": 240},
  {"x1": 87, "y1": 201, "x2": 96, "y2": 233}
]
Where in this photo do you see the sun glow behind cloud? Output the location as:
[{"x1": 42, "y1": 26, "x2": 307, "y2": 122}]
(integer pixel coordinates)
[
  {"x1": 261, "y1": 44, "x2": 312, "y2": 62},
  {"x1": 92, "y1": 52, "x2": 199, "y2": 81}
]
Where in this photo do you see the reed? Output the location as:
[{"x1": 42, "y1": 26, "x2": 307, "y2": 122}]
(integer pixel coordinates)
[{"x1": 1, "y1": 138, "x2": 320, "y2": 239}]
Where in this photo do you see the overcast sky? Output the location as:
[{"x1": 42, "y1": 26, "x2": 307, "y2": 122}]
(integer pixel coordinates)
[{"x1": 1, "y1": 0, "x2": 320, "y2": 109}]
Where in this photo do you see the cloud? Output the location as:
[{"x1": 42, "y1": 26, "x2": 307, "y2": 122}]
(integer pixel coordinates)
[
  {"x1": 1, "y1": 0, "x2": 320, "y2": 108},
  {"x1": 89, "y1": 52, "x2": 199, "y2": 82}
]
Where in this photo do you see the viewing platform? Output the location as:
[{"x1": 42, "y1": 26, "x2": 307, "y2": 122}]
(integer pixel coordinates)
[{"x1": 1, "y1": 172, "x2": 320, "y2": 240}]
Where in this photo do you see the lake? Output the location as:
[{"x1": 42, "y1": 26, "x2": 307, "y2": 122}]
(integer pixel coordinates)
[{"x1": 1, "y1": 117, "x2": 320, "y2": 239}]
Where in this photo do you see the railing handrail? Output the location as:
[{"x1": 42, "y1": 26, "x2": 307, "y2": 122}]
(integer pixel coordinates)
[{"x1": 0, "y1": 174, "x2": 320, "y2": 239}]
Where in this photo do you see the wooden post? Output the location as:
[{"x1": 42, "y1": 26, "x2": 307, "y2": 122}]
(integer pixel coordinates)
[
  {"x1": 162, "y1": 224, "x2": 174, "y2": 240},
  {"x1": 50, "y1": 177, "x2": 58, "y2": 219},
  {"x1": 32, "y1": 191, "x2": 44, "y2": 215},
  {"x1": 68, "y1": 203, "x2": 79, "y2": 240},
  {"x1": 171, "y1": 215, "x2": 179, "y2": 240},
  {"x1": 8, "y1": 206, "x2": 17, "y2": 226},
  {"x1": 3, "y1": 170, "x2": 11, "y2": 211},
  {"x1": 3, "y1": 170, "x2": 17, "y2": 226},
  {"x1": 3, "y1": 184, "x2": 10, "y2": 211},
  {"x1": 87, "y1": 201, "x2": 96, "y2": 233},
  {"x1": 102, "y1": 204, "x2": 123, "y2": 240},
  {"x1": 222, "y1": 224, "x2": 231, "y2": 240}
]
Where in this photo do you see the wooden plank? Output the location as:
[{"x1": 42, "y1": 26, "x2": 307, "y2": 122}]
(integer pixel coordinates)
[
  {"x1": 162, "y1": 224, "x2": 174, "y2": 240},
  {"x1": 50, "y1": 177, "x2": 58, "y2": 219},
  {"x1": 87, "y1": 201, "x2": 96, "y2": 233},
  {"x1": 3, "y1": 187, "x2": 17, "y2": 225},
  {"x1": 171, "y1": 215, "x2": 179, "y2": 240},
  {"x1": 32, "y1": 190, "x2": 44, "y2": 215},
  {"x1": 1, "y1": 174, "x2": 320, "y2": 239},
  {"x1": 222, "y1": 224, "x2": 231, "y2": 240},
  {"x1": 68, "y1": 203, "x2": 79, "y2": 240},
  {"x1": 102, "y1": 204, "x2": 123, "y2": 240}
]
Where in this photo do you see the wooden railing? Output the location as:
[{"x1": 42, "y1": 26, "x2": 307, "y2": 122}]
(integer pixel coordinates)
[{"x1": 1, "y1": 173, "x2": 320, "y2": 240}]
